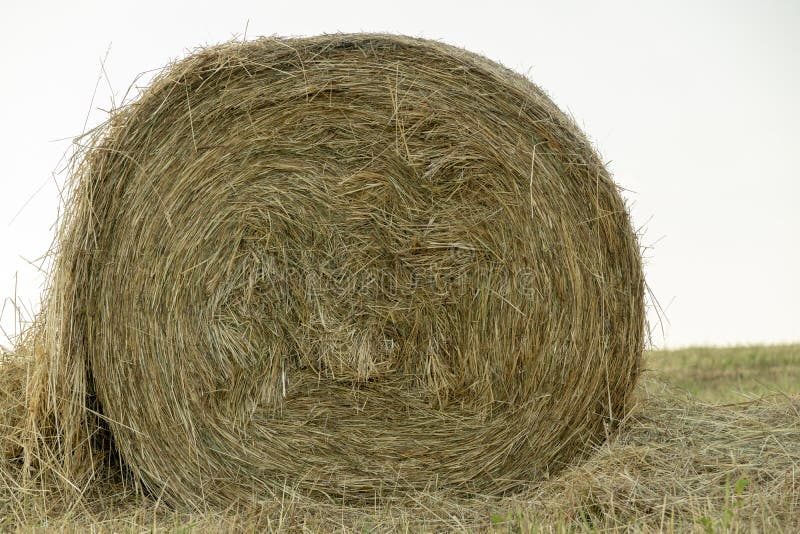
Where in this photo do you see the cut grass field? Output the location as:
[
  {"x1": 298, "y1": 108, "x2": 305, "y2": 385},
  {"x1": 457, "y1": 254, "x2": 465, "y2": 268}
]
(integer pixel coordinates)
[
  {"x1": 1, "y1": 344, "x2": 798, "y2": 532},
  {"x1": 648, "y1": 344, "x2": 800, "y2": 403}
]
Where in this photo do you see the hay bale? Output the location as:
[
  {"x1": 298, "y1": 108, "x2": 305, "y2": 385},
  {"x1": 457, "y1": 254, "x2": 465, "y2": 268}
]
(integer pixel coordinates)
[{"x1": 25, "y1": 34, "x2": 644, "y2": 507}]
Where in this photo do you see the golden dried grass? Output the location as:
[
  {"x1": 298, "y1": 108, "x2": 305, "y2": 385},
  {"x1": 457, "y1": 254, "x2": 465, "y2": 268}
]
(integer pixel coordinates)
[
  {"x1": 2, "y1": 367, "x2": 797, "y2": 531},
  {"x1": 17, "y1": 34, "x2": 644, "y2": 508}
]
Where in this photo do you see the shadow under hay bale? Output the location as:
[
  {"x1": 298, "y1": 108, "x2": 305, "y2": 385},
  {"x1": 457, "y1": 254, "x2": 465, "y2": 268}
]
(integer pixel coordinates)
[{"x1": 20, "y1": 33, "x2": 644, "y2": 508}]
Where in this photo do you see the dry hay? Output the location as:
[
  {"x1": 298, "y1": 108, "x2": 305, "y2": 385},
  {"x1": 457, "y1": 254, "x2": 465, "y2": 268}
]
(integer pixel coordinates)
[
  {"x1": 0, "y1": 352, "x2": 26, "y2": 462},
  {"x1": 20, "y1": 34, "x2": 644, "y2": 508},
  {"x1": 4, "y1": 377, "x2": 798, "y2": 531}
]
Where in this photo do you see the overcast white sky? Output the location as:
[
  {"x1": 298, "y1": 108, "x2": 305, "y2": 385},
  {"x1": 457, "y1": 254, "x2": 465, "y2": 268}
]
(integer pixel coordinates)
[{"x1": 1, "y1": 0, "x2": 797, "y2": 349}]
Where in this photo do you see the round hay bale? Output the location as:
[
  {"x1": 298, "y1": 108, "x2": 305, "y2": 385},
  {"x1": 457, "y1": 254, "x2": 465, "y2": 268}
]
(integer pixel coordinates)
[{"x1": 32, "y1": 34, "x2": 644, "y2": 506}]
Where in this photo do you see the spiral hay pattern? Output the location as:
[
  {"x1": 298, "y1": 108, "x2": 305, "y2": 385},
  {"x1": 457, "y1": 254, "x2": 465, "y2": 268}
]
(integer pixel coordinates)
[{"x1": 27, "y1": 34, "x2": 644, "y2": 507}]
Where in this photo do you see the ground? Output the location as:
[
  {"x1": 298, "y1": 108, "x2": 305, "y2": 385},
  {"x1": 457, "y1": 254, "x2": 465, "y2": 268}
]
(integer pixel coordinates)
[{"x1": 1, "y1": 344, "x2": 798, "y2": 532}]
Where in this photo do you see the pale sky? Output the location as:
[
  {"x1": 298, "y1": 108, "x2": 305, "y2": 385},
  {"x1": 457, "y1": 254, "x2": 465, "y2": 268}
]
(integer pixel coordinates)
[{"x1": 1, "y1": 0, "x2": 797, "y2": 349}]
